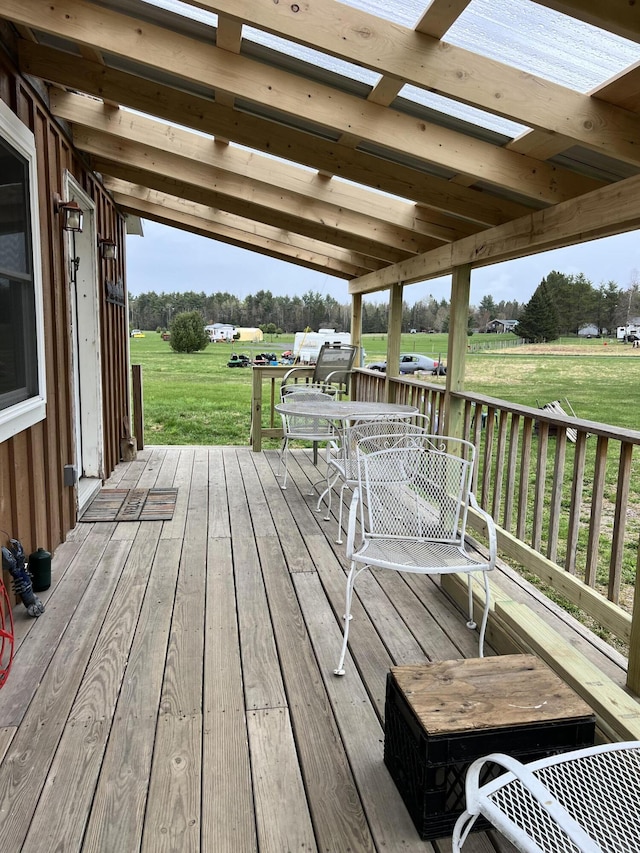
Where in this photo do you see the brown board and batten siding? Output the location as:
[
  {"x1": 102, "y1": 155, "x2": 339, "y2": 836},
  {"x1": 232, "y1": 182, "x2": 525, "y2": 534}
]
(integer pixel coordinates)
[{"x1": 0, "y1": 29, "x2": 130, "y2": 581}]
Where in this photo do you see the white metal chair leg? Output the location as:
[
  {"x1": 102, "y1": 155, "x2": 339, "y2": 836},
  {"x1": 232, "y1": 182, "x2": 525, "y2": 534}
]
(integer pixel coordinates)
[
  {"x1": 464, "y1": 572, "x2": 491, "y2": 657},
  {"x1": 334, "y1": 563, "x2": 359, "y2": 675},
  {"x1": 335, "y1": 482, "x2": 349, "y2": 544},
  {"x1": 278, "y1": 437, "x2": 289, "y2": 489},
  {"x1": 316, "y1": 469, "x2": 340, "y2": 517}
]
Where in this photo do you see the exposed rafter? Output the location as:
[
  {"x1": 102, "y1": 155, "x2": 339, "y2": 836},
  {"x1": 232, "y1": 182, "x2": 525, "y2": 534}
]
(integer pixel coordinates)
[
  {"x1": 350, "y1": 171, "x2": 640, "y2": 293},
  {"x1": 105, "y1": 180, "x2": 378, "y2": 278},
  {"x1": 50, "y1": 90, "x2": 470, "y2": 247},
  {"x1": 19, "y1": 41, "x2": 532, "y2": 227},
  {"x1": 186, "y1": 0, "x2": 640, "y2": 163},
  {"x1": 3, "y1": 0, "x2": 608, "y2": 202},
  {"x1": 0, "y1": 0, "x2": 637, "y2": 287}
]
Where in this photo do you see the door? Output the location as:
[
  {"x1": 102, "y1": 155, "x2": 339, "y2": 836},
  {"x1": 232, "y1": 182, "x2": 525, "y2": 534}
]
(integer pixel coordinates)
[{"x1": 64, "y1": 177, "x2": 103, "y2": 511}]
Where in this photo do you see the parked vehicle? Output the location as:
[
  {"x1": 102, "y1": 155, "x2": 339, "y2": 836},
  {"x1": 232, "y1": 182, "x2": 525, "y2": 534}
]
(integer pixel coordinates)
[
  {"x1": 227, "y1": 353, "x2": 251, "y2": 368},
  {"x1": 253, "y1": 353, "x2": 278, "y2": 365},
  {"x1": 367, "y1": 352, "x2": 443, "y2": 374}
]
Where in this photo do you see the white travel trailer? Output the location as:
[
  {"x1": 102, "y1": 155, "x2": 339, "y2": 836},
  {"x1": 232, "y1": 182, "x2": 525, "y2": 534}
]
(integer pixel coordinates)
[
  {"x1": 292, "y1": 329, "x2": 351, "y2": 363},
  {"x1": 617, "y1": 324, "x2": 640, "y2": 341}
]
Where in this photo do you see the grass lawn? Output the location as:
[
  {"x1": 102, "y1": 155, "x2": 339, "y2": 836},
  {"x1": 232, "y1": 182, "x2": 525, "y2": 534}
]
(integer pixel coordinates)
[
  {"x1": 130, "y1": 331, "x2": 640, "y2": 644},
  {"x1": 131, "y1": 331, "x2": 640, "y2": 444}
]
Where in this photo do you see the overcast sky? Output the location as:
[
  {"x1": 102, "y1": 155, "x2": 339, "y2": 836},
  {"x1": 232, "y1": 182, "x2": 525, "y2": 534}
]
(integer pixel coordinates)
[{"x1": 125, "y1": 220, "x2": 640, "y2": 309}]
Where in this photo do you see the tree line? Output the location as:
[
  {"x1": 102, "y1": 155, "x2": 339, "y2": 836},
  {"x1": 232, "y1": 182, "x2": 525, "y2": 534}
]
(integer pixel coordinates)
[
  {"x1": 128, "y1": 271, "x2": 640, "y2": 337},
  {"x1": 129, "y1": 288, "x2": 520, "y2": 334},
  {"x1": 517, "y1": 272, "x2": 640, "y2": 342}
]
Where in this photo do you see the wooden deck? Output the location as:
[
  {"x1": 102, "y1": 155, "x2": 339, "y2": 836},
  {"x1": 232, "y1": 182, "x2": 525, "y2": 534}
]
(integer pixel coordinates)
[{"x1": 0, "y1": 445, "x2": 623, "y2": 852}]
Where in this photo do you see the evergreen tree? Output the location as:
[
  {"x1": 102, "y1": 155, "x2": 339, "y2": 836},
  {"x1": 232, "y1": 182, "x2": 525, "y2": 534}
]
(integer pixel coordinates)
[
  {"x1": 169, "y1": 311, "x2": 210, "y2": 353},
  {"x1": 516, "y1": 280, "x2": 559, "y2": 343}
]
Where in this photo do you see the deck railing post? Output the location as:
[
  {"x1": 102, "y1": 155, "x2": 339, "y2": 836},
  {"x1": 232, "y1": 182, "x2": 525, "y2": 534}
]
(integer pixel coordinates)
[
  {"x1": 132, "y1": 364, "x2": 144, "y2": 451},
  {"x1": 251, "y1": 367, "x2": 264, "y2": 451},
  {"x1": 627, "y1": 537, "x2": 640, "y2": 694}
]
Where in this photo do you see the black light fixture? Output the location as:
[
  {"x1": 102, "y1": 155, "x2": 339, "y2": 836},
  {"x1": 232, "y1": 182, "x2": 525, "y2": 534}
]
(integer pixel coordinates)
[
  {"x1": 53, "y1": 193, "x2": 84, "y2": 233},
  {"x1": 98, "y1": 238, "x2": 118, "y2": 261}
]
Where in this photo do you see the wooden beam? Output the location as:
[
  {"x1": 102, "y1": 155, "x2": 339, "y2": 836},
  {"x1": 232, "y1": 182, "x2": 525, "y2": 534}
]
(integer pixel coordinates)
[
  {"x1": 90, "y1": 147, "x2": 419, "y2": 264},
  {"x1": 506, "y1": 130, "x2": 576, "y2": 159},
  {"x1": 5, "y1": 1, "x2": 605, "y2": 202},
  {"x1": 105, "y1": 179, "x2": 383, "y2": 276},
  {"x1": 77, "y1": 142, "x2": 436, "y2": 264},
  {"x1": 214, "y1": 15, "x2": 242, "y2": 114},
  {"x1": 185, "y1": 0, "x2": 640, "y2": 163},
  {"x1": 215, "y1": 15, "x2": 243, "y2": 52},
  {"x1": 49, "y1": 90, "x2": 456, "y2": 247},
  {"x1": 415, "y1": 0, "x2": 472, "y2": 39},
  {"x1": 595, "y1": 62, "x2": 640, "y2": 113},
  {"x1": 114, "y1": 200, "x2": 368, "y2": 278},
  {"x1": 349, "y1": 170, "x2": 640, "y2": 294},
  {"x1": 18, "y1": 41, "x2": 532, "y2": 227}
]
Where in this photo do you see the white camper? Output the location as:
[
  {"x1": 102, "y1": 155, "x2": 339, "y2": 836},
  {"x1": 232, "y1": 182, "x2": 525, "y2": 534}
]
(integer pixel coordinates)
[
  {"x1": 292, "y1": 329, "x2": 351, "y2": 363},
  {"x1": 617, "y1": 324, "x2": 640, "y2": 341}
]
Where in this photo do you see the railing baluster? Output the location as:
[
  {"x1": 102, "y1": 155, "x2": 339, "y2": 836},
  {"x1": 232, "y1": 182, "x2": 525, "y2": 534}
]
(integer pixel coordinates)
[
  {"x1": 253, "y1": 368, "x2": 640, "y2": 655},
  {"x1": 609, "y1": 442, "x2": 634, "y2": 603},
  {"x1": 517, "y1": 418, "x2": 534, "y2": 541},
  {"x1": 532, "y1": 421, "x2": 549, "y2": 551},
  {"x1": 504, "y1": 413, "x2": 520, "y2": 533},
  {"x1": 492, "y1": 410, "x2": 508, "y2": 522},
  {"x1": 566, "y1": 430, "x2": 587, "y2": 575},
  {"x1": 547, "y1": 429, "x2": 567, "y2": 564},
  {"x1": 585, "y1": 435, "x2": 608, "y2": 587}
]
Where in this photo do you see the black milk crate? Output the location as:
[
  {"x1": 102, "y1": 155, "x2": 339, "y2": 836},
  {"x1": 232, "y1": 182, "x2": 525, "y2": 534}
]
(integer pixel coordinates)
[{"x1": 383, "y1": 657, "x2": 596, "y2": 841}]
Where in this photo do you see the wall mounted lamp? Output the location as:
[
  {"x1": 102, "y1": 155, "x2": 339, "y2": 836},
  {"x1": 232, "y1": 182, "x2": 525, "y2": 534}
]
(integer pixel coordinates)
[
  {"x1": 98, "y1": 238, "x2": 118, "y2": 261},
  {"x1": 53, "y1": 193, "x2": 84, "y2": 233}
]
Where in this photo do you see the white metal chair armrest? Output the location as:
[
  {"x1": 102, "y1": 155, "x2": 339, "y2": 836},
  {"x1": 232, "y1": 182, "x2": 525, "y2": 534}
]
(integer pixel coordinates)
[
  {"x1": 344, "y1": 487, "x2": 361, "y2": 560},
  {"x1": 453, "y1": 741, "x2": 640, "y2": 853},
  {"x1": 468, "y1": 492, "x2": 497, "y2": 564}
]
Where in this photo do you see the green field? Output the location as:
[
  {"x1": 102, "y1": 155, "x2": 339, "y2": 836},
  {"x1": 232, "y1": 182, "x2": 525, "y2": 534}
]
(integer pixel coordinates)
[{"x1": 130, "y1": 331, "x2": 640, "y2": 444}]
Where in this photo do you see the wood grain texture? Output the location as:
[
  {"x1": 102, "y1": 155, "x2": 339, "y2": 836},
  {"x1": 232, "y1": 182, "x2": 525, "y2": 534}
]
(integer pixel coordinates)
[{"x1": 0, "y1": 446, "x2": 631, "y2": 851}]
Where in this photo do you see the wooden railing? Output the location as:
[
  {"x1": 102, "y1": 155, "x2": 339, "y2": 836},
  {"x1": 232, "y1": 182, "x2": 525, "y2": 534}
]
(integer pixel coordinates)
[{"x1": 253, "y1": 366, "x2": 640, "y2": 689}]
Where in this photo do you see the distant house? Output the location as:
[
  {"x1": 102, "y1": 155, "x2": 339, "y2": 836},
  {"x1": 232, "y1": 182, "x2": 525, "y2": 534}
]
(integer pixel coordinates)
[
  {"x1": 205, "y1": 323, "x2": 235, "y2": 342},
  {"x1": 205, "y1": 324, "x2": 264, "y2": 342},
  {"x1": 485, "y1": 319, "x2": 518, "y2": 333}
]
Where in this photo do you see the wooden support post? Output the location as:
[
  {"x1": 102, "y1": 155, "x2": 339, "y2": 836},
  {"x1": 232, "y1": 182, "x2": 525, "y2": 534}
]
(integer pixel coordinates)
[
  {"x1": 132, "y1": 363, "x2": 144, "y2": 451},
  {"x1": 386, "y1": 282, "x2": 403, "y2": 402},
  {"x1": 351, "y1": 292, "x2": 363, "y2": 373},
  {"x1": 251, "y1": 366, "x2": 263, "y2": 451},
  {"x1": 445, "y1": 264, "x2": 471, "y2": 437},
  {"x1": 627, "y1": 534, "x2": 640, "y2": 695}
]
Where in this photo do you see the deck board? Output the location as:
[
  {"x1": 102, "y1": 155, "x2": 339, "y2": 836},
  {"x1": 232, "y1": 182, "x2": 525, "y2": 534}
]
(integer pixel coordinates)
[{"x1": 0, "y1": 445, "x2": 626, "y2": 852}]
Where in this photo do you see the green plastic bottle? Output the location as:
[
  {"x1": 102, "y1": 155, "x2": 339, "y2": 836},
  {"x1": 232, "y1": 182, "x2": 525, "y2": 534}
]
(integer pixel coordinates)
[{"x1": 29, "y1": 547, "x2": 51, "y2": 592}]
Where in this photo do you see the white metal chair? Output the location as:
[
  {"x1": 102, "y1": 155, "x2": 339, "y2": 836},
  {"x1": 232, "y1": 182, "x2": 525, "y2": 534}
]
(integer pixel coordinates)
[
  {"x1": 318, "y1": 414, "x2": 430, "y2": 544},
  {"x1": 452, "y1": 741, "x2": 640, "y2": 852},
  {"x1": 277, "y1": 388, "x2": 336, "y2": 490},
  {"x1": 334, "y1": 435, "x2": 497, "y2": 675}
]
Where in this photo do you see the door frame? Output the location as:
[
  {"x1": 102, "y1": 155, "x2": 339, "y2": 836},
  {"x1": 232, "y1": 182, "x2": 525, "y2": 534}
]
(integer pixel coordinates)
[{"x1": 64, "y1": 174, "x2": 104, "y2": 509}]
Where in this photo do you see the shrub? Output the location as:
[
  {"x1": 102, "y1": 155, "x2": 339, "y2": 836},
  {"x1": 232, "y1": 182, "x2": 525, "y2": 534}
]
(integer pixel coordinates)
[{"x1": 169, "y1": 311, "x2": 209, "y2": 353}]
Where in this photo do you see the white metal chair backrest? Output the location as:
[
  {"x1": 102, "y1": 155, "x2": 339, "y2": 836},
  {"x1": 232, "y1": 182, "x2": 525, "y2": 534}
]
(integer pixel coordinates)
[
  {"x1": 356, "y1": 436, "x2": 476, "y2": 544},
  {"x1": 337, "y1": 415, "x2": 430, "y2": 472},
  {"x1": 279, "y1": 389, "x2": 335, "y2": 438}
]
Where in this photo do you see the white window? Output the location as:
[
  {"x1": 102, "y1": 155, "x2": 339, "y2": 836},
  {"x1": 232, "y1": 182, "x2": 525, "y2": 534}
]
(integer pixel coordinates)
[{"x1": 0, "y1": 99, "x2": 46, "y2": 442}]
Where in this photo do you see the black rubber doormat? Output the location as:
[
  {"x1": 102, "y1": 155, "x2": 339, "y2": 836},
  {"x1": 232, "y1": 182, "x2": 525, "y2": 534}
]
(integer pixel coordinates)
[{"x1": 79, "y1": 488, "x2": 178, "y2": 522}]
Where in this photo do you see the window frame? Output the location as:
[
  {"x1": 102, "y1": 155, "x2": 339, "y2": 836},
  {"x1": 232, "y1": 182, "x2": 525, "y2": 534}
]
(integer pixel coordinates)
[{"x1": 0, "y1": 98, "x2": 46, "y2": 443}]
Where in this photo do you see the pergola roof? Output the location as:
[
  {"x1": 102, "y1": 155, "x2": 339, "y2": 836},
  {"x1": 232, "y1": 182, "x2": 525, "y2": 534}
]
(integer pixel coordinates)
[{"x1": 3, "y1": 0, "x2": 640, "y2": 295}]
